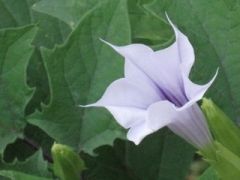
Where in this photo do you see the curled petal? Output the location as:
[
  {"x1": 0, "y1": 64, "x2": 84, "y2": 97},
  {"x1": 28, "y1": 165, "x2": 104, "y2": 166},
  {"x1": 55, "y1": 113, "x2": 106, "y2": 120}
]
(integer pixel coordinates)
[
  {"x1": 182, "y1": 68, "x2": 219, "y2": 107},
  {"x1": 165, "y1": 14, "x2": 195, "y2": 76}
]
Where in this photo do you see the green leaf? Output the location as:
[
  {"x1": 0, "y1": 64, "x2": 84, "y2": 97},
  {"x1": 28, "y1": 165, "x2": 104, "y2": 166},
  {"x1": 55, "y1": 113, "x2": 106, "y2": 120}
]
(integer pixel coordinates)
[
  {"x1": 202, "y1": 142, "x2": 240, "y2": 180},
  {"x1": 28, "y1": 0, "x2": 130, "y2": 154},
  {"x1": 32, "y1": 0, "x2": 99, "y2": 29},
  {"x1": 145, "y1": 0, "x2": 240, "y2": 120},
  {"x1": 0, "y1": 0, "x2": 37, "y2": 28},
  {"x1": 2, "y1": 124, "x2": 54, "y2": 163},
  {"x1": 0, "y1": 0, "x2": 71, "y2": 48},
  {"x1": 214, "y1": 142, "x2": 240, "y2": 179},
  {"x1": 0, "y1": 170, "x2": 51, "y2": 180},
  {"x1": 201, "y1": 98, "x2": 240, "y2": 157},
  {"x1": 83, "y1": 129, "x2": 195, "y2": 180},
  {"x1": 0, "y1": 25, "x2": 37, "y2": 153},
  {"x1": 199, "y1": 167, "x2": 218, "y2": 180},
  {"x1": 127, "y1": 0, "x2": 172, "y2": 48},
  {"x1": 0, "y1": 0, "x2": 71, "y2": 115},
  {"x1": 125, "y1": 130, "x2": 194, "y2": 180},
  {"x1": 51, "y1": 143, "x2": 85, "y2": 180},
  {"x1": 25, "y1": 48, "x2": 50, "y2": 115},
  {"x1": 0, "y1": 150, "x2": 51, "y2": 178}
]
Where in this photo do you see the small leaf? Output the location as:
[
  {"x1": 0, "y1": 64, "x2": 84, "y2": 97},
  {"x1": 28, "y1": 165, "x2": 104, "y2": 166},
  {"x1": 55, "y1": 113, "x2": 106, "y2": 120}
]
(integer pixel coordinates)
[{"x1": 51, "y1": 143, "x2": 85, "y2": 180}]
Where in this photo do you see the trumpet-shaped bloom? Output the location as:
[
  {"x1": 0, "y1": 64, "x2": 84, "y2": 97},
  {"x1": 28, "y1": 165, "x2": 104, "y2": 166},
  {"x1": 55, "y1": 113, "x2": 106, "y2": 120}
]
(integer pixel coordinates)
[{"x1": 85, "y1": 18, "x2": 218, "y2": 149}]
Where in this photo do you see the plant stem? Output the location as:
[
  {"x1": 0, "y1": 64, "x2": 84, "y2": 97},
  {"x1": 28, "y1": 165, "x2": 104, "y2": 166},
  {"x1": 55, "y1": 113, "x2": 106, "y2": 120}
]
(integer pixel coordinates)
[{"x1": 23, "y1": 136, "x2": 53, "y2": 163}]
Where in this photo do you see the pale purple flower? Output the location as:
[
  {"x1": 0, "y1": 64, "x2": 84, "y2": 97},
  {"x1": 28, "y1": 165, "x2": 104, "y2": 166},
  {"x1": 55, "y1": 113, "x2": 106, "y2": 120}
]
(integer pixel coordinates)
[{"x1": 85, "y1": 18, "x2": 218, "y2": 149}]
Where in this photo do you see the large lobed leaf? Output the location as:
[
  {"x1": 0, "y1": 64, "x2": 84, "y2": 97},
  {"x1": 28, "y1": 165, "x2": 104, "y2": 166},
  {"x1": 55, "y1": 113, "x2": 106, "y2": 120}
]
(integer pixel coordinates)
[
  {"x1": 32, "y1": 0, "x2": 99, "y2": 29},
  {"x1": 28, "y1": 0, "x2": 130, "y2": 154},
  {"x1": 0, "y1": 25, "x2": 37, "y2": 153}
]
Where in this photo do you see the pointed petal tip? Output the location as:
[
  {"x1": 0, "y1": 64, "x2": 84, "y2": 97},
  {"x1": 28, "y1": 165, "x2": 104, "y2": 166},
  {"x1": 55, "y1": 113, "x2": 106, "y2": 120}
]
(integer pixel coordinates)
[
  {"x1": 215, "y1": 67, "x2": 219, "y2": 76},
  {"x1": 126, "y1": 122, "x2": 155, "y2": 146},
  {"x1": 180, "y1": 67, "x2": 219, "y2": 111},
  {"x1": 165, "y1": 12, "x2": 171, "y2": 24},
  {"x1": 208, "y1": 67, "x2": 219, "y2": 85},
  {"x1": 99, "y1": 38, "x2": 124, "y2": 55},
  {"x1": 127, "y1": 133, "x2": 141, "y2": 145},
  {"x1": 99, "y1": 38, "x2": 116, "y2": 48},
  {"x1": 78, "y1": 102, "x2": 99, "y2": 108},
  {"x1": 99, "y1": 38, "x2": 107, "y2": 44},
  {"x1": 164, "y1": 13, "x2": 179, "y2": 38}
]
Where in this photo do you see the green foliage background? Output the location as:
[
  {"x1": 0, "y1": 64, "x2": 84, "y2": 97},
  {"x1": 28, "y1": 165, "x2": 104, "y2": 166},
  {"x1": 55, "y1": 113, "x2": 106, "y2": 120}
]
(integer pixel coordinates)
[{"x1": 0, "y1": 0, "x2": 239, "y2": 179}]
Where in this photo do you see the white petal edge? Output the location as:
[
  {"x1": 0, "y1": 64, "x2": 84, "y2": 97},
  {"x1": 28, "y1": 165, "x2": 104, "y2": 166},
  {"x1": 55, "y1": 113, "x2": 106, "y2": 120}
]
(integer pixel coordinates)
[
  {"x1": 100, "y1": 38, "x2": 153, "y2": 61},
  {"x1": 82, "y1": 104, "x2": 147, "y2": 133},
  {"x1": 127, "y1": 121, "x2": 154, "y2": 145},
  {"x1": 85, "y1": 78, "x2": 160, "y2": 109}
]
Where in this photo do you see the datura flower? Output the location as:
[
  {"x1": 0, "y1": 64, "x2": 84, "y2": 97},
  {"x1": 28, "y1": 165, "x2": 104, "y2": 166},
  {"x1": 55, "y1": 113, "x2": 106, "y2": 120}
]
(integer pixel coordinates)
[{"x1": 85, "y1": 18, "x2": 218, "y2": 149}]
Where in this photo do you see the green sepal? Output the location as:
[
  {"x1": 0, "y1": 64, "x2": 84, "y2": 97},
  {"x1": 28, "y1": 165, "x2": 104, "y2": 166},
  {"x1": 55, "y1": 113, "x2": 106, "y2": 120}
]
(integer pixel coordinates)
[
  {"x1": 198, "y1": 167, "x2": 218, "y2": 180},
  {"x1": 201, "y1": 98, "x2": 240, "y2": 179},
  {"x1": 200, "y1": 142, "x2": 240, "y2": 180},
  {"x1": 201, "y1": 98, "x2": 240, "y2": 156},
  {"x1": 51, "y1": 143, "x2": 86, "y2": 180}
]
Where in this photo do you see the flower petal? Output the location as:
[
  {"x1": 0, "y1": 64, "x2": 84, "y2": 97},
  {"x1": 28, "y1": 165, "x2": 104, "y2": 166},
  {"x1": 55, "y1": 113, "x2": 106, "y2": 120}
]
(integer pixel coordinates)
[
  {"x1": 89, "y1": 78, "x2": 161, "y2": 109},
  {"x1": 182, "y1": 68, "x2": 218, "y2": 107},
  {"x1": 124, "y1": 59, "x2": 165, "y2": 100},
  {"x1": 147, "y1": 101, "x2": 176, "y2": 131},
  {"x1": 106, "y1": 106, "x2": 146, "y2": 128},
  {"x1": 84, "y1": 78, "x2": 161, "y2": 129},
  {"x1": 101, "y1": 40, "x2": 186, "y2": 105},
  {"x1": 168, "y1": 104, "x2": 213, "y2": 149},
  {"x1": 165, "y1": 15, "x2": 195, "y2": 76},
  {"x1": 147, "y1": 100, "x2": 212, "y2": 148},
  {"x1": 103, "y1": 40, "x2": 175, "y2": 87},
  {"x1": 127, "y1": 121, "x2": 154, "y2": 145}
]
